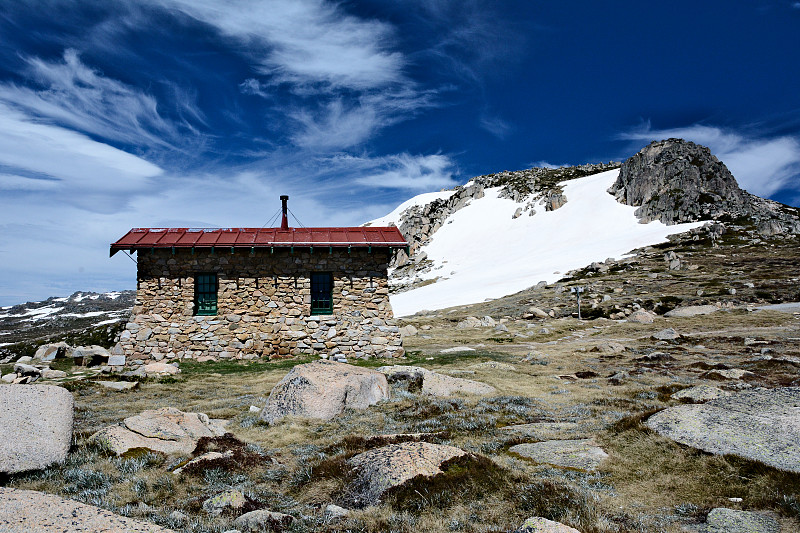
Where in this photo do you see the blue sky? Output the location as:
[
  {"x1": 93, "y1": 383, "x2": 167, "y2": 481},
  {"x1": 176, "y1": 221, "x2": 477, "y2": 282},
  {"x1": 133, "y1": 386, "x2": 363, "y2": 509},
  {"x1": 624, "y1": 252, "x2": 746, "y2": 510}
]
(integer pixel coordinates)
[{"x1": 1, "y1": 0, "x2": 799, "y2": 305}]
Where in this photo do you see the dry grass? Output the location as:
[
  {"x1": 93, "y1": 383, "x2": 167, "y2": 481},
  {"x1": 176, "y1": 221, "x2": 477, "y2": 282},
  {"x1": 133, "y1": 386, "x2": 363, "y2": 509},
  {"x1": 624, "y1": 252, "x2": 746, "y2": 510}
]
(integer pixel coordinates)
[{"x1": 3, "y1": 291, "x2": 800, "y2": 531}]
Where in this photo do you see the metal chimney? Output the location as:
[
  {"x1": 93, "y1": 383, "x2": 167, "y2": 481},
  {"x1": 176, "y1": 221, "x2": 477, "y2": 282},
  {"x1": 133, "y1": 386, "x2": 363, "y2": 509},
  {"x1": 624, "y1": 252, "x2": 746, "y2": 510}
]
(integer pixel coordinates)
[{"x1": 280, "y1": 195, "x2": 289, "y2": 230}]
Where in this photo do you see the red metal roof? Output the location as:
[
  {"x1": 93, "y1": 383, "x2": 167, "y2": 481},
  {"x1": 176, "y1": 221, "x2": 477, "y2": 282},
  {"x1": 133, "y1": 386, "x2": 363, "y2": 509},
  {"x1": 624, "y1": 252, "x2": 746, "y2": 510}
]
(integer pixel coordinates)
[{"x1": 110, "y1": 227, "x2": 408, "y2": 256}]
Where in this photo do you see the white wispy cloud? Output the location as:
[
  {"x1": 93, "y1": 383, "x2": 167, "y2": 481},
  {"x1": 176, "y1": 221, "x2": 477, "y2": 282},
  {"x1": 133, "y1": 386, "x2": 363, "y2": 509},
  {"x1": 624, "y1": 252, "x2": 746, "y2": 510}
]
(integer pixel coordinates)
[
  {"x1": 350, "y1": 153, "x2": 459, "y2": 190},
  {"x1": 0, "y1": 49, "x2": 193, "y2": 149},
  {"x1": 619, "y1": 122, "x2": 800, "y2": 197},
  {"x1": 155, "y1": 0, "x2": 403, "y2": 90},
  {"x1": 479, "y1": 112, "x2": 512, "y2": 139}
]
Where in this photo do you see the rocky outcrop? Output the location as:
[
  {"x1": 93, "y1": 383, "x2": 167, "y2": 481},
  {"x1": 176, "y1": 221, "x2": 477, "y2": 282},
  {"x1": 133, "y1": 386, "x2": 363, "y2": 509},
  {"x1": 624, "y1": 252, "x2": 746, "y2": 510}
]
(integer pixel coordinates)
[
  {"x1": 509, "y1": 439, "x2": 608, "y2": 471},
  {"x1": 704, "y1": 508, "x2": 780, "y2": 533},
  {"x1": 0, "y1": 385, "x2": 74, "y2": 474},
  {"x1": 646, "y1": 387, "x2": 800, "y2": 472},
  {"x1": 0, "y1": 487, "x2": 176, "y2": 532},
  {"x1": 89, "y1": 407, "x2": 227, "y2": 455},
  {"x1": 377, "y1": 365, "x2": 496, "y2": 396},
  {"x1": 347, "y1": 441, "x2": 467, "y2": 505},
  {"x1": 609, "y1": 138, "x2": 800, "y2": 235},
  {"x1": 259, "y1": 360, "x2": 390, "y2": 425}
]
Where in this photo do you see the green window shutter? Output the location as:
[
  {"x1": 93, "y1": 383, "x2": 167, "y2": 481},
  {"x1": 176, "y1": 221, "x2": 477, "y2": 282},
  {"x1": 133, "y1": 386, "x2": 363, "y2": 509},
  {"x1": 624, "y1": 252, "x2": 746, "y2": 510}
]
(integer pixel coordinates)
[
  {"x1": 310, "y1": 272, "x2": 333, "y2": 315},
  {"x1": 195, "y1": 273, "x2": 218, "y2": 316}
]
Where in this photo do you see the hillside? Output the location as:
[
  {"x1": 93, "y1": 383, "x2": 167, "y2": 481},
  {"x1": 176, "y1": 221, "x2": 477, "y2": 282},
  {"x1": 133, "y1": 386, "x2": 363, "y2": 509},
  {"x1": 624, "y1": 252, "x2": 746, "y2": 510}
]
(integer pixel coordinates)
[{"x1": 372, "y1": 139, "x2": 800, "y2": 317}]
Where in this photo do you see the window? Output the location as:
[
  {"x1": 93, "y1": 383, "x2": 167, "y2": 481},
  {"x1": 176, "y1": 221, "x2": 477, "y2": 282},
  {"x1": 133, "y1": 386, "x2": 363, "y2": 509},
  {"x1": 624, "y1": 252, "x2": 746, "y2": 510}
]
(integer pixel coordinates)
[
  {"x1": 310, "y1": 272, "x2": 333, "y2": 315},
  {"x1": 195, "y1": 273, "x2": 218, "y2": 316}
]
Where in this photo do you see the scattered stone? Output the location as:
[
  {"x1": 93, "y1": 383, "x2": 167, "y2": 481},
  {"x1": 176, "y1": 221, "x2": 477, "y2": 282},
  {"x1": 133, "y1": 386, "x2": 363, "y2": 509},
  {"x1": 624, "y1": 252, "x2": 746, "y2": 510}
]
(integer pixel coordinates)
[
  {"x1": 494, "y1": 323, "x2": 509, "y2": 332},
  {"x1": 15, "y1": 356, "x2": 33, "y2": 364},
  {"x1": 233, "y1": 509, "x2": 294, "y2": 532},
  {"x1": 347, "y1": 441, "x2": 467, "y2": 505},
  {"x1": 480, "y1": 316, "x2": 497, "y2": 327},
  {"x1": 509, "y1": 439, "x2": 608, "y2": 471},
  {"x1": 249, "y1": 405, "x2": 260, "y2": 413},
  {"x1": 89, "y1": 407, "x2": 227, "y2": 455},
  {"x1": 33, "y1": 342, "x2": 72, "y2": 362},
  {"x1": 456, "y1": 316, "x2": 482, "y2": 329},
  {"x1": 107, "y1": 354, "x2": 126, "y2": 366},
  {"x1": 702, "y1": 368, "x2": 754, "y2": 380},
  {"x1": 142, "y1": 362, "x2": 180, "y2": 376},
  {"x1": 627, "y1": 310, "x2": 655, "y2": 324},
  {"x1": 203, "y1": 490, "x2": 245, "y2": 516},
  {"x1": 13, "y1": 363, "x2": 40, "y2": 377},
  {"x1": 652, "y1": 328, "x2": 680, "y2": 341},
  {"x1": 635, "y1": 352, "x2": 674, "y2": 362},
  {"x1": 646, "y1": 387, "x2": 800, "y2": 472},
  {"x1": 0, "y1": 487, "x2": 176, "y2": 532},
  {"x1": 704, "y1": 507, "x2": 780, "y2": 533},
  {"x1": 169, "y1": 510, "x2": 188, "y2": 523},
  {"x1": 672, "y1": 385, "x2": 731, "y2": 403},
  {"x1": 0, "y1": 385, "x2": 74, "y2": 474},
  {"x1": 260, "y1": 360, "x2": 389, "y2": 425},
  {"x1": 664, "y1": 305, "x2": 719, "y2": 318},
  {"x1": 1, "y1": 373, "x2": 15, "y2": 383},
  {"x1": 324, "y1": 504, "x2": 350, "y2": 520},
  {"x1": 173, "y1": 451, "x2": 233, "y2": 475},
  {"x1": 399, "y1": 324, "x2": 418, "y2": 337},
  {"x1": 591, "y1": 342, "x2": 627, "y2": 354},
  {"x1": 467, "y1": 361, "x2": 516, "y2": 371},
  {"x1": 440, "y1": 346, "x2": 476, "y2": 353},
  {"x1": 378, "y1": 365, "x2": 496, "y2": 396},
  {"x1": 528, "y1": 307, "x2": 549, "y2": 319},
  {"x1": 608, "y1": 371, "x2": 629, "y2": 385},
  {"x1": 95, "y1": 380, "x2": 139, "y2": 391},
  {"x1": 72, "y1": 345, "x2": 111, "y2": 366},
  {"x1": 39, "y1": 369, "x2": 67, "y2": 379},
  {"x1": 515, "y1": 516, "x2": 581, "y2": 533}
]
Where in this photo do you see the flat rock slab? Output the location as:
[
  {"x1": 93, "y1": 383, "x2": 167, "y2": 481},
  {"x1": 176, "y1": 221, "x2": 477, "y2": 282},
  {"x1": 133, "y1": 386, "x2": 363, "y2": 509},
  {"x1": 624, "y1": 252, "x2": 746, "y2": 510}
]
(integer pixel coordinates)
[
  {"x1": 260, "y1": 360, "x2": 389, "y2": 425},
  {"x1": 95, "y1": 380, "x2": 139, "y2": 391},
  {"x1": 510, "y1": 439, "x2": 608, "y2": 471},
  {"x1": 378, "y1": 365, "x2": 496, "y2": 396},
  {"x1": 516, "y1": 516, "x2": 581, "y2": 532},
  {"x1": 90, "y1": 407, "x2": 227, "y2": 455},
  {"x1": 647, "y1": 387, "x2": 800, "y2": 473},
  {"x1": 0, "y1": 385, "x2": 73, "y2": 474},
  {"x1": 467, "y1": 361, "x2": 517, "y2": 371},
  {"x1": 0, "y1": 487, "x2": 175, "y2": 532},
  {"x1": 500, "y1": 422, "x2": 588, "y2": 440},
  {"x1": 347, "y1": 441, "x2": 466, "y2": 505},
  {"x1": 704, "y1": 507, "x2": 780, "y2": 533},
  {"x1": 672, "y1": 385, "x2": 731, "y2": 403},
  {"x1": 664, "y1": 305, "x2": 720, "y2": 318}
]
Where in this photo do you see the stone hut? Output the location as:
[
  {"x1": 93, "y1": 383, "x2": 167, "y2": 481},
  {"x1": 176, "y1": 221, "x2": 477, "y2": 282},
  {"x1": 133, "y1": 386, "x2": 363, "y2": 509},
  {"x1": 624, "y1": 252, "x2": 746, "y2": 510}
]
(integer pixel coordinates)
[{"x1": 110, "y1": 201, "x2": 408, "y2": 364}]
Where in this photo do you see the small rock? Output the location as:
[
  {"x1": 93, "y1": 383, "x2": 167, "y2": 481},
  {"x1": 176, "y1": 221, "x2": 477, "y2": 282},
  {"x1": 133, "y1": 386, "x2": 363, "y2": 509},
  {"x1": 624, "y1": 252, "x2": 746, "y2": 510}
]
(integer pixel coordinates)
[
  {"x1": 635, "y1": 352, "x2": 674, "y2": 362},
  {"x1": 16, "y1": 356, "x2": 33, "y2": 364},
  {"x1": 515, "y1": 516, "x2": 581, "y2": 533},
  {"x1": 510, "y1": 439, "x2": 608, "y2": 471},
  {"x1": 169, "y1": 510, "x2": 189, "y2": 523},
  {"x1": 399, "y1": 324, "x2": 418, "y2": 337},
  {"x1": 249, "y1": 405, "x2": 260, "y2": 413},
  {"x1": 608, "y1": 371, "x2": 629, "y2": 385},
  {"x1": 203, "y1": 489, "x2": 246, "y2": 516},
  {"x1": 95, "y1": 380, "x2": 139, "y2": 391},
  {"x1": 664, "y1": 305, "x2": 719, "y2": 318},
  {"x1": 704, "y1": 507, "x2": 779, "y2": 533},
  {"x1": 591, "y1": 342, "x2": 627, "y2": 354},
  {"x1": 324, "y1": 504, "x2": 350, "y2": 520},
  {"x1": 672, "y1": 385, "x2": 731, "y2": 403},
  {"x1": 142, "y1": 362, "x2": 180, "y2": 376},
  {"x1": 652, "y1": 328, "x2": 680, "y2": 341},
  {"x1": 233, "y1": 509, "x2": 295, "y2": 532},
  {"x1": 13, "y1": 363, "x2": 41, "y2": 377},
  {"x1": 702, "y1": 368, "x2": 754, "y2": 380},
  {"x1": 627, "y1": 310, "x2": 655, "y2": 324},
  {"x1": 347, "y1": 442, "x2": 467, "y2": 505},
  {"x1": 40, "y1": 369, "x2": 67, "y2": 379},
  {"x1": 528, "y1": 307, "x2": 549, "y2": 319}
]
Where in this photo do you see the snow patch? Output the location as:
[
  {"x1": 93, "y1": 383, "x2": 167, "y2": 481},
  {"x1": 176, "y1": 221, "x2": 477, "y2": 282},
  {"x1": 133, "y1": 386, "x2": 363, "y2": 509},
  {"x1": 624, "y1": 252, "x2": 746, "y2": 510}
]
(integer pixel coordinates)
[{"x1": 389, "y1": 170, "x2": 705, "y2": 316}]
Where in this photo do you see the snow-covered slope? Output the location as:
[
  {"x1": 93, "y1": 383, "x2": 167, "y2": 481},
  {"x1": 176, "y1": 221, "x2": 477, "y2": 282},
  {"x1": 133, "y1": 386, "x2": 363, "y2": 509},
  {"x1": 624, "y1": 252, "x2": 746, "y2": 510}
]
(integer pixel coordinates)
[{"x1": 377, "y1": 169, "x2": 705, "y2": 316}]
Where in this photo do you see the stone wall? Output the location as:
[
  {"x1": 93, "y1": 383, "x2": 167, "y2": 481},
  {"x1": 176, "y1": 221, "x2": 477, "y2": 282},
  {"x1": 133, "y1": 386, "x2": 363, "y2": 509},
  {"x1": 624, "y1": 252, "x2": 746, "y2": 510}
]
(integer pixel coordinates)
[{"x1": 112, "y1": 248, "x2": 403, "y2": 364}]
